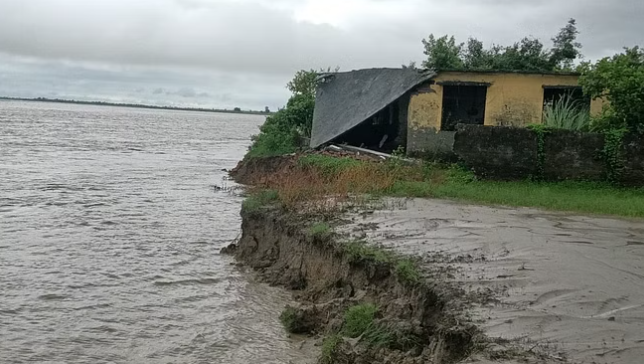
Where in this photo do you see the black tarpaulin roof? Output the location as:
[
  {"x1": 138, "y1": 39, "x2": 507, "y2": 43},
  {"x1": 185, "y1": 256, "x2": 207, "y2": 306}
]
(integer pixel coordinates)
[{"x1": 310, "y1": 68, "x2": 435, "y2": 148}]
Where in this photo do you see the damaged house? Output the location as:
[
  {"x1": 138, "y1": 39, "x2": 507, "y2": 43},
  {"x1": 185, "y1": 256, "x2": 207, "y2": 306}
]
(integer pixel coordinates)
[{"x1": 310, "y1": 68, "x2": 605, "y2": 157}]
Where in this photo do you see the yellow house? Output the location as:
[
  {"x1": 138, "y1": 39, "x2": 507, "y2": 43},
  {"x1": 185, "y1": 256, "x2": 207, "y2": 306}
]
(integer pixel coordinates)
[{"x1": 310, "y1": 68, "x2": 603, "y2": 158}]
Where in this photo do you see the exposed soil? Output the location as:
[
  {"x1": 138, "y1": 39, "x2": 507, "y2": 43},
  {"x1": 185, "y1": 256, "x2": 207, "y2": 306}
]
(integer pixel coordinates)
[
  {"x1": 229, "y1": 150, "x2": 383, "y2": 186},
  {"x1": 225, "y1": 156, "x2": 576, "y2": 363},
  {"x1": 225, "y1": 207, "x2": 480, "y2": 364}
]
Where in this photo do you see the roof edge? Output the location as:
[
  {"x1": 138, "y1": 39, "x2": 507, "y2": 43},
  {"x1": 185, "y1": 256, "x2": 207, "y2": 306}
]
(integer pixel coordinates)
[{"x1": 436, "y1": 68, "x2": 581, "y2": 76}]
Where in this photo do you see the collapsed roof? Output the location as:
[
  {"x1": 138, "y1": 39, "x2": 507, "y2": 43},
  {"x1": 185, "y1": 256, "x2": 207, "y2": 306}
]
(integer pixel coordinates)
[{"x1": 310, "y1": 68, "x2": 435, "y2": 148}]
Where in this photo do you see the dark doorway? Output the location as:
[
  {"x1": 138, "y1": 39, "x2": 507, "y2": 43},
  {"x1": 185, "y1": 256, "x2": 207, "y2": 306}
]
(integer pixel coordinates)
[{"x1": 441, "y1": 85, "x2": 487, "y2": 131}]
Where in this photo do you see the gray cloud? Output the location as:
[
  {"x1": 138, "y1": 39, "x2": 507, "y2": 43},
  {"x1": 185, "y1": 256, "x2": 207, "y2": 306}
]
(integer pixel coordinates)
[{"x1": 0, "y1": 0, "x2": 641, "y2": 108}]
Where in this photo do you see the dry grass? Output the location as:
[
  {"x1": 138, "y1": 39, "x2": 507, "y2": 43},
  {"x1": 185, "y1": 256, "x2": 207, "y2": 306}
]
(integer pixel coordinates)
[
  {"x1": 261, "y1": 157, "x2": 430, "y2": 216},
  {"x1": 244, "y1": 154, "x2": 644, "y2": 219}
]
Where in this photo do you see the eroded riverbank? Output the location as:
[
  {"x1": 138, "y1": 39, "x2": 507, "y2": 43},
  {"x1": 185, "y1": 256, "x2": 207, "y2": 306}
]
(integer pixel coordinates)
[{"x1": 227, "y1": 155, "x2": 644, "y2": 364}]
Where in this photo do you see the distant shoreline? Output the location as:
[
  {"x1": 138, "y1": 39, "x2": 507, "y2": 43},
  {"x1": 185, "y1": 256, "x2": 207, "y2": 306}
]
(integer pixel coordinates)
[{"x1": 0, "y1": 96, "x2": 273, "y2": 116}]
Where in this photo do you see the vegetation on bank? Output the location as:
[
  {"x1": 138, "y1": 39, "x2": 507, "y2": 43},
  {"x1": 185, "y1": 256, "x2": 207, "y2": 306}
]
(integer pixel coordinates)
[
  {"x1": 308, "y1": 222, "x2": 332, "y2": 239},
  {"x1": 239, "y1": 22, "x2": 644, "y2": 219},
  {"x1": 246, "y1": 68, "x2": 334, "y2": 158},
  {"x1": 244, "y1": 154, "x2": 644, "y2": 218}
]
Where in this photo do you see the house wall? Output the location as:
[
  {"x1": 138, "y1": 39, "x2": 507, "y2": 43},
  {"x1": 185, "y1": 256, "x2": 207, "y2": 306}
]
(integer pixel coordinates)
[{"x1": 406, "y1": 71, "x2": 605, "y2": 155}]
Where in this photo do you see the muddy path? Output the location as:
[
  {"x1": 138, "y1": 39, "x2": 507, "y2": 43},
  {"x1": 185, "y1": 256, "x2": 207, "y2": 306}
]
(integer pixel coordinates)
[{"x1": 343, "y1": 198, "x2": 644, "y2": 364}]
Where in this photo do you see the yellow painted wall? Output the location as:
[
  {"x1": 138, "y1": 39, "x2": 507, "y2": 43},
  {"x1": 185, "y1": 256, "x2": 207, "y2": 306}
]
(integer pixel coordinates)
[
  {"x1": 408, "y1": 71, "x2": 604, "y2": 132},
  {"x1": 408, "y1": 85, "x2": 443, "y2": 132}
]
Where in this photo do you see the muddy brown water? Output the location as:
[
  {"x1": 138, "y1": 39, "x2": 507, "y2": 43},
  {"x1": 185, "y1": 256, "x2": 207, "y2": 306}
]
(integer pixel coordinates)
[
  {"x1": 0, "y1": 101, "x2": 311, "y2": 364},
  {"x1": 346, "y1": 198, "x2": 644, "y2": 364}
]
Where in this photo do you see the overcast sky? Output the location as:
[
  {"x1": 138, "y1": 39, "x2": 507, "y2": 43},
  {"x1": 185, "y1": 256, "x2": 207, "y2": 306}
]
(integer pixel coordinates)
[{"x1": 0, "y1": 0, "x2": 641, "y2": 110}]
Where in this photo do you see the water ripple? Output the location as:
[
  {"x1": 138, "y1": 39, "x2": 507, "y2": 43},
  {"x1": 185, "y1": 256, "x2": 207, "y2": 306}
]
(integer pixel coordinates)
[{"x1": 0, "y1": 101, "x2": 312, "y2": 364}]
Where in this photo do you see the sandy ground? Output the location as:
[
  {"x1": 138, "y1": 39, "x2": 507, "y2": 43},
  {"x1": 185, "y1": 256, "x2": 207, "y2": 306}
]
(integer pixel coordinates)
[{"x1": 344, "y1": 199, "x2": 644, "y2": 364}]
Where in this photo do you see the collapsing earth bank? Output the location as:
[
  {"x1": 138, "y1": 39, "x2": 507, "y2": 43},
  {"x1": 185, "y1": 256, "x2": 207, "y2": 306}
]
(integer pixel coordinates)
[{"x1": 224, "y1": 155, "x2": 644, "y2": 364}]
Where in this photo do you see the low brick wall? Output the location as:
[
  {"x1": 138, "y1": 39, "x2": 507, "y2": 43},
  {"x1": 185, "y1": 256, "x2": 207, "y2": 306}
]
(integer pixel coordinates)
[
  {"x1": 542, "y1": 130, "x2": 606, "y2": 181},
  {"x1": 453, "y1": 125, "x2": 644, "y2": 186},
  {"x1": 407, "y1": 127, "x2": 457, "y2": 162},
  {"x1": 621, "y1": 134, "x2": 644, "y2": 186},
  {"x1": 452, "y1": 125, "x2": 538, "y2": 180}
]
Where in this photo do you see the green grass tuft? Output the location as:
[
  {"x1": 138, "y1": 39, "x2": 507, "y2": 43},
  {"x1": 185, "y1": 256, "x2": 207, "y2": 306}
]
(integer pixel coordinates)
[
  {"x1": 362, "y1": 324, "x2": 395, "y2": 348},
  {"x1": 343, "y1": 240, "x2": 392, "y2": 264},
  {"x1": 342, "y1": 303, "x2": 378, "y2": 338},
  {"x1": 395, "y1": 259, "x2": 421, "y2": 285},
  {"x1": 298, "y1": 154, "x2": 363, "y2": 176},
  {"x1": 308, "y1": 222, "x2": 332, "y2": 239},
  {"x1": 279, "y1": 306, "x2": 300, "y2": 333},
  {"x1": 241, "y1": 190, "x2": 280, "y2": 212},
  {"x1": 320, "y1": 334, "x2": 343, "y2": 364}
]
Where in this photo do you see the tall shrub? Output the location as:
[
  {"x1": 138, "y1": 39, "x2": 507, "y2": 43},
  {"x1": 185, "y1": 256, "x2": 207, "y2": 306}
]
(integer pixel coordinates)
[
  {"x1": 579, "y1": 47, "x2": 644, "y2": 133},
  {"x1": 246, "y1": 70, "x2": 320, "y2": 158}
]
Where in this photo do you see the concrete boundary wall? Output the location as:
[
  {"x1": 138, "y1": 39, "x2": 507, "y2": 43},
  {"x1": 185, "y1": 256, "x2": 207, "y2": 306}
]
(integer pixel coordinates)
[{"x1": 453, "y1": 125, "x2": 644, "y2": 186}]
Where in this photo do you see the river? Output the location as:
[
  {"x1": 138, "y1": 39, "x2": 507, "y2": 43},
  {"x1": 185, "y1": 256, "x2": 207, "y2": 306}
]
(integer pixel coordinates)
[{"x1": 0, "y1": 101, "x2": 309, "y2": 364}]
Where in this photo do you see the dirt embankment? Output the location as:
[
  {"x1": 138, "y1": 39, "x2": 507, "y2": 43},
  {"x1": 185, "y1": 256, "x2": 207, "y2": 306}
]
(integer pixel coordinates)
[
  {"x1": 229, "y1": 150, "x2": 383, "y2": 186},
  {"x1": 226, "y1": 157, "x2": 548, "y2": 364},
  {"x1": 229, "y1": 156, "x2": 296, "y2": 186},
  {"x1": 228, "y1": 156, "x2": 644, "y2": 364},
  {"x1": 226, "y1": 207, "x2": 478, "y2": 364}
]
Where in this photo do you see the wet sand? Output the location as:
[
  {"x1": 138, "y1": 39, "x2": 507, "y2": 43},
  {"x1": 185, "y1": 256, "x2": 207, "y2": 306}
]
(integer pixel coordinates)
[{"x1": 346, "y1": 198, "x2": 644, "y2": 364}]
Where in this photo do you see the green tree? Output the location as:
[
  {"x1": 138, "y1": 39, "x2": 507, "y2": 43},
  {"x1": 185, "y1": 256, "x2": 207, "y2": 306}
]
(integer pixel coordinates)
[
  {"x1": 462, "y1": 38, "x2": 493, "y2": 69},
  {"x1": 421, "y1": 35, "x2": 464, "y2": 69},
  {"x1": 579, "y1": 47, "x2": 644, "y2": 133},
  {"x1": 287, "y1": 69, "x2": 319, "y2": 98},
  {"x1": 248, "y1": 69, "x2": 331, "y2": 157},
  {"x1": 550, "y1": 18, "x2": 582, "y2": 70},
  {"x1": 493, "y1": 37, "x2": 553, "y2": 71},
  {"x1": 421, "y1": 19, "x2": 582, "y2": 72},
  {"x1": 287, "y1": 67, "x2": 339, "y2": 98}
]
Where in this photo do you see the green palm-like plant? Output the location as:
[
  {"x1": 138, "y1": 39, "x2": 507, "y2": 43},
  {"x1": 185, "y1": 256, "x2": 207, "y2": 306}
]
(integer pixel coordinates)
[{"x1": 542, "y1": 94, "x2": 591, "y2": 131}]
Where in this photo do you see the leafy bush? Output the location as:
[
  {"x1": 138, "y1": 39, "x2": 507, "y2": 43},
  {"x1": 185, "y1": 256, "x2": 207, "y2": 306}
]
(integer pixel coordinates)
[
  {"x1": 247, "y1": 68, "x2": 340, "y2": 158},
  {"x1": 247, "y1": 94, "x2": 315, "y2": 158},
  {"x1": 580, "y1": 47, "x2": 644, "y2": 133},
  {"x1": 542, "y1": 94, "x2": 590, "y2": 130},
  {"x1": 279, "y1": 306, "x2": 314, "y2": 334}
]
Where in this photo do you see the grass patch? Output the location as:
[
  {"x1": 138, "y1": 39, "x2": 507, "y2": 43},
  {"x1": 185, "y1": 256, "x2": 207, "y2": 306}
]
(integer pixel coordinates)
[
  {"x1": 256, "y1": 154, "x2": 644, "y2": 218},
  {"x1": 362, "y1": 324, "x2": 396, "y2": 348},
  {"x1": 342, "y1": 303, "x2": 378, "y2": 338},
  {"x1": 395, "y1": 259, "x2": 421, "y2": 285},
  {"x1": 279, "y1": 306, "x2": 300, "y2": 333},
  {"x1": 339, "y1": 304, "x2": 403, "y2": 349},
  {"x1": 320, "y1": 334, "x2": 343, "y2": 364},
  {"x1": 308, "y1": 222, "x2": 332, "y2": 239},
  {"x1": 343, "y1": 240, "x2": 392, "y2": 264},
  {"x1": 432, "y1": 179, "x2": 644, "y2": 218},
  {"x1": 298, "y1": 154, "x2": 363, "y2": 176},
  {"x1": 241, "y1": 189, "x2": 280, "y2": 212}
]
